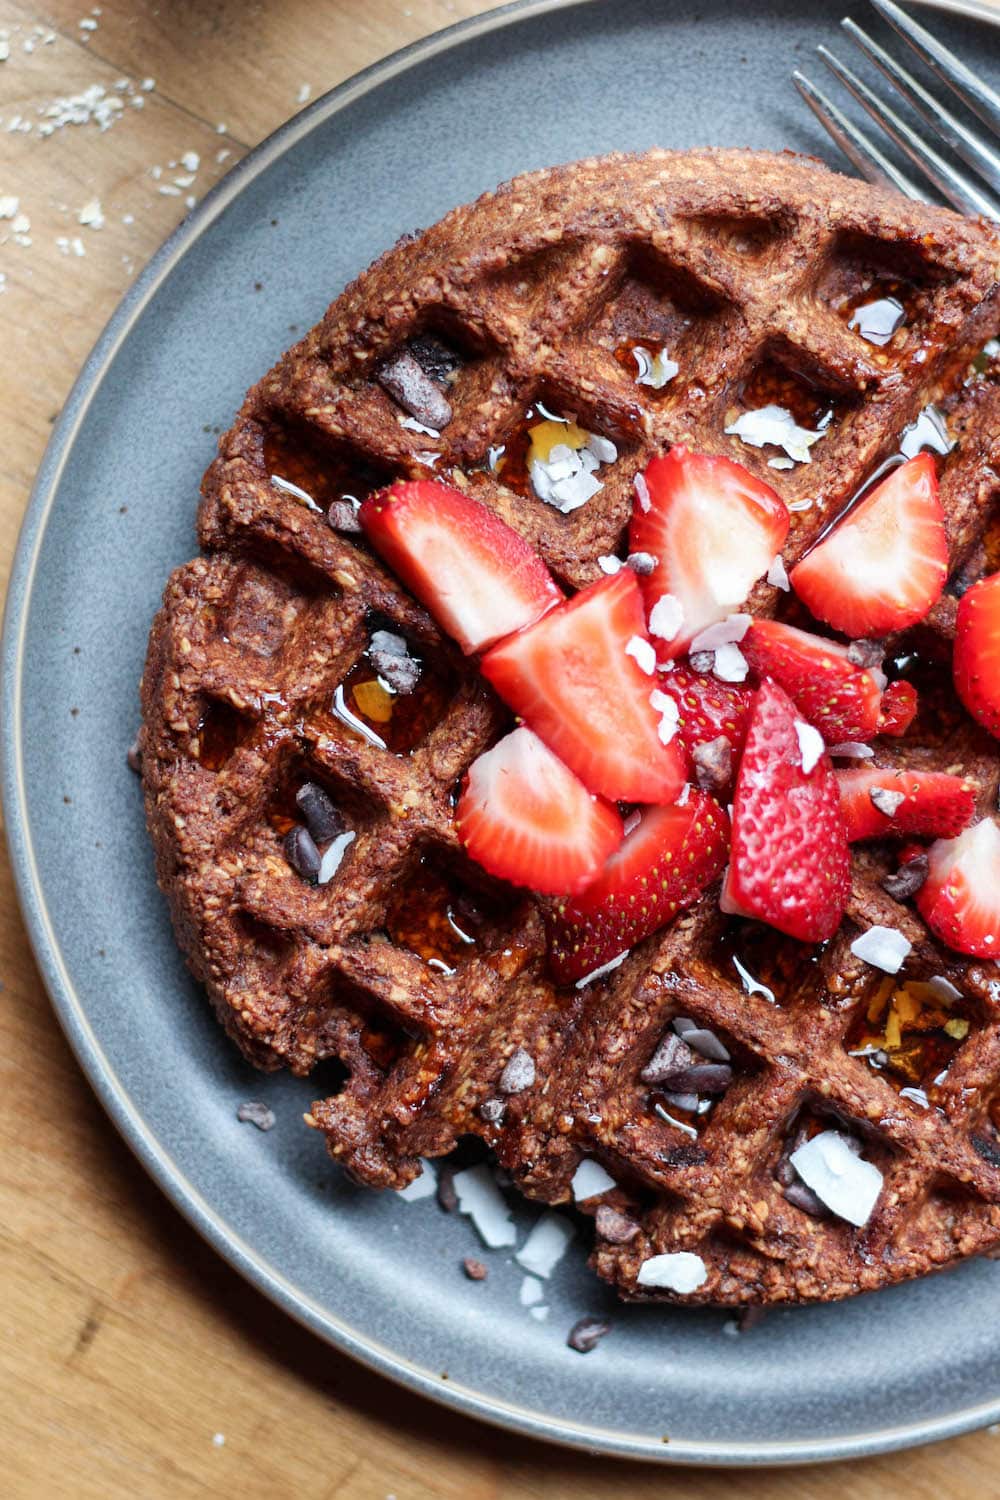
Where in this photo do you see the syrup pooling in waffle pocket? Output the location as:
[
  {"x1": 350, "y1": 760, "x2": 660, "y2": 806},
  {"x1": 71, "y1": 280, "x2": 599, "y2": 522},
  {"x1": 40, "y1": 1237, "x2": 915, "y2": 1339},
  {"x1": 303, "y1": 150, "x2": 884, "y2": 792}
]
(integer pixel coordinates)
[{"x1": 141, "y1": 150, "x2": 1000, "y2": 1306}]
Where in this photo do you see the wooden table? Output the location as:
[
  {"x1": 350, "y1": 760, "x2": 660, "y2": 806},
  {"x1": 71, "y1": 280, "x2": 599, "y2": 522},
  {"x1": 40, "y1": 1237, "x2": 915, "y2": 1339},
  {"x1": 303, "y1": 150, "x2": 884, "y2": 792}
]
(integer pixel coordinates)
[{"x1": 2, "y1": 2, "x2": 998, "y2": 1494}]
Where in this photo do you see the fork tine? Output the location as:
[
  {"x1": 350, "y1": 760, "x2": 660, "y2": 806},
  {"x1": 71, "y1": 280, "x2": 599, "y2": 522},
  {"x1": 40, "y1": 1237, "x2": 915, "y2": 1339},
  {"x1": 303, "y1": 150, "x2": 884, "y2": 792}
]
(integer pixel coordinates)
[
  {"x1": 843, "y1": 17, "x2": 1000, "y2": 194},
  {"x1": 869, "y1": 0, "x2": 1000, "y2": 141},
  {"x1": 818, "y1": 45, "x2": 1000, "y2": 219},
  {"x1": 793, "y1": 69, "x2": 929, "y2": 198}
]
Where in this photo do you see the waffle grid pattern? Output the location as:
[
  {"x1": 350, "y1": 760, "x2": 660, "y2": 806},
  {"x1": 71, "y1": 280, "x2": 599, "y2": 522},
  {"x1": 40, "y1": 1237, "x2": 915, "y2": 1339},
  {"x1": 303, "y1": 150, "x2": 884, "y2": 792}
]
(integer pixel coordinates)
[{"x1": 141, "y1": 150, "x2": 1000, "y2": 1303}]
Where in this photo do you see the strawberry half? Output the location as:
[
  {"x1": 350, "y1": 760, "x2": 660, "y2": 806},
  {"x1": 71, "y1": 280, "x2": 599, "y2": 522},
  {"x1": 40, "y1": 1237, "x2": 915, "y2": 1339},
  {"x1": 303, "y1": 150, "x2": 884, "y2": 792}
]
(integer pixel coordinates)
[
  {"x1": 456, "y1": 727, "x2": 622, "y2": 896},
  {"x1": 547, "y1": 793, "x2": 730, "y2": 983},
  {"x1": 877, "y1": 679, "x2": 918, "y2": 737},
  {"x1": 741, "y1": 619, "x2": 884, "y2": 744},
  {"x1": 916, "y1": 818, "x2": 1000, "y2": 958},
  {"x1": 836, "y1": 767, "x2": 976, "y2": 842},
  {"x1": 629, "y1": 445, "x2": 789, "y2": 654},
  {"x1": 481, "y1": 571, "x2": 686, "y2": 804},
  {"x1": 723, "y1": 678, "x2": 850, "y2": 942},
  {"x1": 790, "y1": 454, "x2": 947, "y2": 637},
  {"x1": 954, "y1": 570, "x2": 1000, "y2": 739},
  {"x1": 359, "y1": 479, "x2": 562, "y2": 654}
]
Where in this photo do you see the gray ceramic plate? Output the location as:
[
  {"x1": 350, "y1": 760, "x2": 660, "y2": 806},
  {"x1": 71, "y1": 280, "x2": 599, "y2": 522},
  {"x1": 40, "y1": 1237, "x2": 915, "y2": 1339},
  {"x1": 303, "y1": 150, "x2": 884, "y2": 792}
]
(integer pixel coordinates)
[{"x1": 5, "y1": 0, "x2": 1000, "y2": 1467}]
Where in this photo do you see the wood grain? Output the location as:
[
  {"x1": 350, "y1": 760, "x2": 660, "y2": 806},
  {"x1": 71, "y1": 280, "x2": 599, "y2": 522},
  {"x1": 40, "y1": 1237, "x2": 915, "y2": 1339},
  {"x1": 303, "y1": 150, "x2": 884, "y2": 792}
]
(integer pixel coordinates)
[{"x1": 2, "y1": 2, "x2": 999, "y2": 1494}]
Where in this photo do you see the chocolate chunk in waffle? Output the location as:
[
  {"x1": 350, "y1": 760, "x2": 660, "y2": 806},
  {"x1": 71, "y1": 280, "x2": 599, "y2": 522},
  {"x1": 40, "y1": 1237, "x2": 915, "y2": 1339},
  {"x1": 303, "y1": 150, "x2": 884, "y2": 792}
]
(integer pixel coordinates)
[{"x1": 140, "y1": 149, "x2": 1000, "y2": 1304}]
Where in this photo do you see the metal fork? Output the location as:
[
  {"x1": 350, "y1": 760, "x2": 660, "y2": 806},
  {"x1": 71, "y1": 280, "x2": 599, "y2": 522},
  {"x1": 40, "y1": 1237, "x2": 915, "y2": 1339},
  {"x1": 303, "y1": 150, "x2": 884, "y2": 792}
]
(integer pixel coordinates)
[{"x1": 794, "y1": 0, "x2": 1000, "y2": 220}]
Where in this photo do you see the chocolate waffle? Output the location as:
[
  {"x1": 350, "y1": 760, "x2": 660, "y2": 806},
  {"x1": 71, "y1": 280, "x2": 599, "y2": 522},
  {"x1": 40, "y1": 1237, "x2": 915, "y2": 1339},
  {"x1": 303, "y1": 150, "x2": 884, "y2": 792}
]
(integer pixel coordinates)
[{"x1": 140, "y1": 149, "x2": 1000, "y2": 1305}]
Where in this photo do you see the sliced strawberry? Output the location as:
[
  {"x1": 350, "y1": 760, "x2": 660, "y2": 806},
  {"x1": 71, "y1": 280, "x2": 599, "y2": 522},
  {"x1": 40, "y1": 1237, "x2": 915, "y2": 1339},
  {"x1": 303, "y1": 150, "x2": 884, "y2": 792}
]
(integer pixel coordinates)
[
  {"x1": 652, "y1": 664, "x2": 752, "y2": 783},
  {"x1": 456, "y1": 727, "x2": 622, "y2": 896},
  {"x1": 359, "y1": 479, "x2": 561, "y2": 654},
  {"x1": 790, "y1": 454, "x2": 947, "y2": 637},
  {"x1": 916, "y1": 818, "x2": 1000, "y2": 958},
  {"x1": 547, "y1": 793, "x2": 729, "y2": 983},
  {"x1": 741, "y1": 619, "x2": 883, "y2": 744},
  {"x1": 723, "y1": 678, "x2": 850, "y2": 942},
  {"x1": 954, "y1": 570, "x2": 1000, "y2": 739},
  {"x1": 629, "y1": 445, "x2": 789, "y2": 654},
  {"x1": 836, "y1": 767, "x2": 976, "y2": 842},
  {"x1": 877, "y1": 679, "x2": 918, "y2": 737},
  {"x1": 481, "y1": 571, "x2": 686, "y2": 804}
]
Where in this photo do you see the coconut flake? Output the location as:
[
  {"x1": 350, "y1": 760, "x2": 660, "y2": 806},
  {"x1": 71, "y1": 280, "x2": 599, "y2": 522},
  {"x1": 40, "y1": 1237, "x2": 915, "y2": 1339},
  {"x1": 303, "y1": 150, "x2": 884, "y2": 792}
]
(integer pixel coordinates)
[
  {"x1": 649, "y1": 688, "x2": 680, "y2": 745},
  {"x1": 725, "y1": 405, "x2": 829, "y2": 465},
  {"x1": 648, "y1": 593, "x2": 684, "y2": 642},
  {"x1": 622, "y1": 809, "x2": 642, "y2": 837},
  {"x1": 397, "y1": 1160, "x2": 437, "y2": 1201},
  {"x1": 766, "y1": 554, "x2": 790, "y2": 590},
  {"x1": 571, "y1": 1158, "x2": 617, "y2": 1202},
  {"x1": 689, "y1": 614, "x2": 752, "y2": 652},
  {"x1": 529, "y1": 1304, "x2": 550, "y2": 1322},
  {"x1": 636, "y1": 1251, "x2": 708, "y2": 1293},
  {"x1": 634, "y1": 472, "x2": 651, "y2": 512},
  {"x1": 550, "y1": 464, "x2": 603, "y2": 512},
  {"x1": 398, "y1": 415, "x2": 440, "y2": 437},
  {"x1": 900, "y1": 1086, "x2": 930, "y2": 1109},
  {"x1": 673, "y1": 1017, "x2": 731, "y2": 1061},
  {"x1": 530, "y1": 426, "x2": 615, "y2": 512},
  {"x1": 516, "y1": 1213, "x2": 574, "y2": 1277},
  {"x1": 794, "y1": 720, "x2": 825, "y2": 774},
  {"x1": 789, "y1": 1130, "x2": 883, "y2": 1227},
  {"x1": 597, "y1": 554, "x2": 623, "y2": 575},
  {"x1": 828, "y1": 742, "x2": 875, "y2": 760},
  {"x1": 519, "y1": 1274, "x2": 544, "y2": 1307},
  {"x1": 626, "y1": 635, "x2": 656, "y2": 675},
  {"x1": 633, "y1": 344, "x2": 679, "y2": 389},
  {"x1": 850, "y1": 924, "x2": 912, "y2": 974},
  {"x1": 900, "y1": 403, "x2": 954, "y2": 459},
  {"x1": 712, "y1": 643, "x2": 749, "y2": 683},
  {"x1": 452, "y1": 1165, "x2": 517, "y2": 1247},
  {"x1": 585, "y1": 433, "x2": 618, "y2": 465},
  {"x1": 927, "y1": 975, "x2": 963, "y2": 1003},
  {"x1": 317, "y1": 829, "x2": 355, "y2": 885},
  {"x1": 574, "y1": 950, "x2": 629, "y2": 989}
]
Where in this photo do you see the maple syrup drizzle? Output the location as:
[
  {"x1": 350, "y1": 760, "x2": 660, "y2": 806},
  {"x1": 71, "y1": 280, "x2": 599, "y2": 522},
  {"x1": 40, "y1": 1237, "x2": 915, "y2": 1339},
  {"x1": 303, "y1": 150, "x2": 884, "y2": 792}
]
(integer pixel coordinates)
[
  {"x1": 196, "y1": 700, "x2": 252, "y2": 771},
  {"x1": 716, "y1": 919, "x2": 818, "y2": 1008},
  {"x1": 262, "y1": 423, "x2": 385, "y2": 512},
  {"x1": 330, "y1": 973, "x2": 409, "y2": 1071},
  {"x1": 383, "y1": 860, "x2": 492, "y2": 971},
  {"x1": 844, "y1": 977, "x2": 970, "y2": 1093},
  {"x1": 329, "y1": 646, "x2": 452, "y2": 756},
  {"x1": 735, "y1": 359, "x2": 849, "y2": 432},
  {"x1": 883, "y1": 646, "x2": 966, "y2": 746},
  {"x1": 831, "y1": 275, "x2": 917, "y2": 347}
]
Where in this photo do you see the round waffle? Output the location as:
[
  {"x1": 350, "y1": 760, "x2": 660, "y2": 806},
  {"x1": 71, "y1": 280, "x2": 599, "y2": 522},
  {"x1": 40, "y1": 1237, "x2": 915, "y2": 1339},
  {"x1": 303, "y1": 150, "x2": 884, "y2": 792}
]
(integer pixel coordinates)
[{"x1": 140, "y1": 148, "x2": 1000, "y2": 1305}]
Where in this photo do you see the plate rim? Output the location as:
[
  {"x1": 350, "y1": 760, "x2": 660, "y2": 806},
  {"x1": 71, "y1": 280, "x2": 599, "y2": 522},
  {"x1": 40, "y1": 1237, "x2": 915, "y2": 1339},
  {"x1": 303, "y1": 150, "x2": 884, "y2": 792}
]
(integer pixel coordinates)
[{"x1": 4, "y1": 0, "x2": 1000, "y2": 1466}]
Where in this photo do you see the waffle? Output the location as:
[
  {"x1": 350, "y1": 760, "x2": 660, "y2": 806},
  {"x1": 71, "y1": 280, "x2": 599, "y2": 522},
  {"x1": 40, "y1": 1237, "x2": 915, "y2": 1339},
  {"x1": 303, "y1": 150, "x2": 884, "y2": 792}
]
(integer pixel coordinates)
[{"x1": 140, "y1": 149, "x2": 1000, "y2": 1305}]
